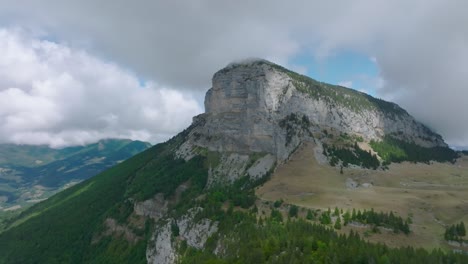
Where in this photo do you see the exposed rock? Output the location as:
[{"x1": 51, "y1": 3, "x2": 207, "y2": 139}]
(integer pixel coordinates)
[
  {"x1": 177, "y1": 59, "x2": 445, "y2": 185},
  {"x1": 247, "y1": 154, "x2": 276, "y2": 180},
  {"x1": 147, "y1": 208, "x2": 219, "y2": 264},
  {"x1": 134, "y1": 193, "x2": 168, "y2": 221},
  {"x1": 177, "y1": 208, "x2": 218, "y2": 249},
  {"x1": 147, "y1": 221, "x2": 177, "y2": 264},
  {"x1": 346, "y1": 178, "x2": 358, "y2": 189},
  {"x1": 207, "y1": 153, "x2": 250, "y2": 186},
  {"x1": 103, "y1": 218, "x2": 142, "y2": 243},
  {"x1": 313, "y1": 141, "x2": 328, "y2": 164}
]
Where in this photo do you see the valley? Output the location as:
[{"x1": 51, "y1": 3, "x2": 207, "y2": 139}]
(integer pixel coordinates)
[
  {"x1": 257, "y1": 142, "x2": 468, "y2": 250},
  {"x1": 0, "y1": 139, "x2": 151, "y2": 216}
]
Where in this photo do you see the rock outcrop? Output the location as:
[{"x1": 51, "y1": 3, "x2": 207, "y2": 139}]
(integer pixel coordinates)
[
  {"x1": 147, "y1": 208, "x2": 218, "y2": 264},
  {"x1": 176, "y1": 59, "x2": 445, "y2": 185}
]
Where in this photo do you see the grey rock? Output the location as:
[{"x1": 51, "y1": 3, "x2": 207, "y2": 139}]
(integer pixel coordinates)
[
  {"x1": 147, "y1": 221, "x2": 177, "y2": 264},
  {"x1": 134, "y1": 193, "x2": 168, "y2": 221},
  {"x1": 177, "y1": 208, "x2": 218, "y2": 249},
  {"x1": 178, "y1": 59, "x2": 446, "y2": 184}
]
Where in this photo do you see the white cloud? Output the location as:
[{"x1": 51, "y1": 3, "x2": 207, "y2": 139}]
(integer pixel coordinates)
[
  {"x1": 1, "y1": 1, "x2": 468, "y2": 146},
  {"x1": 0, "y1": 28, "x2": 202, "y2": 147},
  {"x1": 337, "y1": 81, "x2": 353, "y2": 88}
]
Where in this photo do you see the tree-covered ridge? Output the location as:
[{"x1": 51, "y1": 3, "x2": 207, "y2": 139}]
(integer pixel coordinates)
[
  {"x1": 370, "y1": 135, "x2": 458, "y2": 164},
  {"x1": 1, "y1": 133, "x2": 467, "y2": 263},
  {"x1": 165, "y1": 174, "x2": 467, "y2": 263},
  {"x1": 0, "y1": 139, "x2": 150, "y2": 168},
  {"x1": 323, "y1": 141, "x2": 380, "y2": 169},
  {"x1": 178, "y1": 197, "x2": 466, "y2": 263},
  {"x1": 0, "y1": 126, "x2": 209, "y2": 263},
  {"x1": 0, "y1": 139, "x2": 151, "y2": 213},
  {"x1": 345, "y1": 208, "x2": 411, "y2": 234}
]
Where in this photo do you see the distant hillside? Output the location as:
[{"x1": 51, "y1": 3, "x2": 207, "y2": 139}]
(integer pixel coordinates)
[
  {"x1": 0, "y1": 139, "x2": 151, "y2": 212},
  {"x1": 0, "y1": 60, "x2": 465, "y2": 263}
]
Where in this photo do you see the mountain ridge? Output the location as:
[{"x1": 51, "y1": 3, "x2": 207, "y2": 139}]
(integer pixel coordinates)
[
  {"x1": 0, "y1": 138, "x2": 151, "y2": 212},
  {"x1": 0, "y1": 60, "x2": 464, "y2": 264},
  {"x1": 177, "y1": 59, "x2": 448, "y2": 185}
]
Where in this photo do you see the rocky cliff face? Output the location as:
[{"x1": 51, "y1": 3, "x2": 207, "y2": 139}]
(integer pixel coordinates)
[{"x1": 176, "y1": 59, "x2": 445, "y2": 185}]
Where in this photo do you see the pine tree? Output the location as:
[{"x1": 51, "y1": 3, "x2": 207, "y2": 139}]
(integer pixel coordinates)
[
  {"x1": 458, "y1": 221, "x2": 466, "y2": 236},
  {"x1": 334, "y1": 217, "x2": 342, "y2": 230},
  {"x1": 289, "y1": 205, "x2": 299, "y2": 218},
  {"x1": 333, "y1": 207, "x2": 340, "y2": 216},
  {"x1": 306, "y1": 209, "x2": 315, "y2": 220},
  {"x1": 343, "y1": 211, "x2": 351, "y2": 226}
]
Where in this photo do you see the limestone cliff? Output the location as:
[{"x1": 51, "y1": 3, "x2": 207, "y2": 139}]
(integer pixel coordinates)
[{"x1": 176, "y1": 59, "x2": 445, "y2": 185}]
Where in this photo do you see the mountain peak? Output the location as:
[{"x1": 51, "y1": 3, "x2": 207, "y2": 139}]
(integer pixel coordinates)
[
  {"x1": 177, "y1": 59, "x2": 448, "y2": 185},
  {"x1": 0, "y1": 60, "x2": 461, "y2": 263},
  {"x1": 224, "y1": 57, "x2": 274, "y2": 68}
]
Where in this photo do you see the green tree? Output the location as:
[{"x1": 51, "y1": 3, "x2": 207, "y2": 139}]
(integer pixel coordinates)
[
  {"x1": 320, "y1": 211, "x2": 332, "y2": 225},
  {"x1": 333, "y1": 207, "x2": 340, "y2": 217},
  {"x1": 289, "y1": 205, "x2": 299, "y2": 218},
  {"x1": 306, "y1": 209, "x2": 315, "y2": 220},
  {"x1": 334, "y1": 218, "x2": 342, "y2": 230},
  {"x1": 271, "y1": 209, "x2": 283, "y2": 222},
  {"x1": 458, "y1": 222, "x2": 466, "y2": 236},
  {"x1": 343, "y1": 211, "x2": 351, "y2": 225},
  {"x1": 273, "y1": 199, "x2": 283, "y2": 208},
  {"x1": 171, "y1": 221, "x2": 180, "y2": 237}
]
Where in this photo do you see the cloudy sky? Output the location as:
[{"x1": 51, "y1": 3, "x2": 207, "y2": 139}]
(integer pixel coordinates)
[{"x1": 0, "y1": 0, "x2": 467, "y2": 148}]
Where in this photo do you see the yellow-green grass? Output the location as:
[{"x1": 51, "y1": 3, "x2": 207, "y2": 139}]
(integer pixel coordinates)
[{"x1": 256, "y1": 142, "x2": 468, "y2": 250}]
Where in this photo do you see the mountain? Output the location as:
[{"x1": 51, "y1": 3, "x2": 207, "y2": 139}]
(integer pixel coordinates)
[
  {"x1": 0, "y1": 139, "x2": 151, "y2": 212},
  {"x1": 0, "y1": 60, "x2": 466, "y2": 263}
]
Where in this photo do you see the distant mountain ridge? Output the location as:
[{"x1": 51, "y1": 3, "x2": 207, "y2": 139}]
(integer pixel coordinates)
[{"x1": 0, "y1": 139, "x2": 151, "y2": 210}]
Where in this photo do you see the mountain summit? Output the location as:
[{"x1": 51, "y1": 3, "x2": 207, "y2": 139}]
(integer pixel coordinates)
[
  {"x1": 0, "y1": 60, "x2": 462, "y2": 264},
  {"x1": 177, "y1": 59, "x2": 447, "y2": 185}
]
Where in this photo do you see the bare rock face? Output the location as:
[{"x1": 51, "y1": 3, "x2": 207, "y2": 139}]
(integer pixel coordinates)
[
  {"x1": 147, "y1": 221, "x2": 177, "y2": 264},
  {"x1": 202, "y1": 61, "x2": 292, "y2": 156},
  {"x1": 177, "y1": 59, "x2": 446, "y2": 185},
  {"x1": 134, "y1": 193, "x2": 168, "y2": 220},
  {"x1": 146, "y1": 208, "x2": 218, "y2": 264},
  {"x1": 177, "y1": 208, "x2": 218, "y2": 250}
]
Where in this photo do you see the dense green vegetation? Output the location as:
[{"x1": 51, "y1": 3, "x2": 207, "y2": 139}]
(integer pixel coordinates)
[
  {"x1": 370, "y1": 135, "x2": 458, "y2": 164},
  {"x1": 445, "y1": 222, "x2": 466, "y2": 242},
  {"x1": 319, "y1": 209, "x2": 332, "y2": 225},
  {"x1": 324, "y1": 142, "x2": 380, "y2": 169},
  {"x1": 0, "y1": 133, "x2": 467, "y2": 263},
  {"x1": 179, "y1": 207, "x2": 467, "y2": 263},
  {"x1": 313, "y1": 207, "x2": 410, "y2": 234},
  {"x1": 171, "y1": 174, "x2": 464, "y2": 263},
  {"x1": 0, "y1": 129, "x2": 207, "y2": 264},
  {"x1": 346, "y1": 208, "x2": 411, "y2": 234}
]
